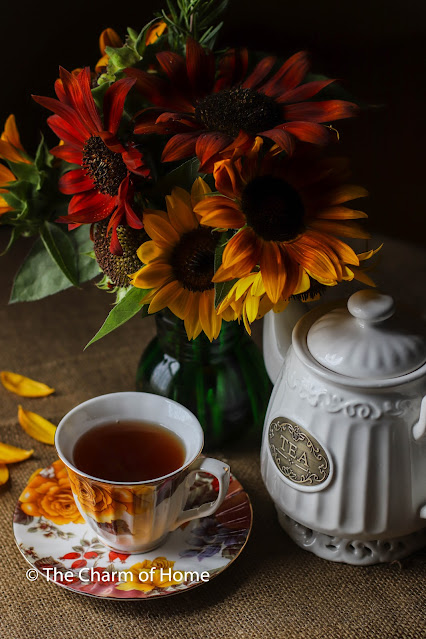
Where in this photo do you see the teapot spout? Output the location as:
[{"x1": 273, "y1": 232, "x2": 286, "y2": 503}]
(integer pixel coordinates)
[
  {"x1": 262, "y1": 301, "x2": 307, "y2": 384},
  {"x1": 412, "y1": 396, "x2": 426, "y2": 441}
]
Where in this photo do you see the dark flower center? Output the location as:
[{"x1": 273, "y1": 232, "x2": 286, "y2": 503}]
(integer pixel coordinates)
[
  {"x1": 82, "y1": 135, "x2": 127, "y2": 196},
  {"x1": 195, "y1": 87, "x2": 282, "y2": 137},
  {"x1": 241, "y1": 175, "x2": 305, "y2": 242},
  {"x1": 93, "y1": 221, "x2": 147, "y2": 287},
  {"x1": 171, "y1": 228, "x2": 218, "y2": 292}
]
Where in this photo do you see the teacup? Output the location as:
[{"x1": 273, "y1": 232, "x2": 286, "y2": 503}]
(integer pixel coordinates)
[{"x1": 55, "y1": 392, "x2": 230, "y2": 553}]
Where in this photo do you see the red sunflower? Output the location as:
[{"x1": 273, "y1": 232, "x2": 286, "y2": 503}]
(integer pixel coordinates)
[
  {"x1": 126, "y1": 39, "x2": 357, "y2": 171},
  {"x1": 33, "y1": 67, "x2": 150, "y2": 254}
]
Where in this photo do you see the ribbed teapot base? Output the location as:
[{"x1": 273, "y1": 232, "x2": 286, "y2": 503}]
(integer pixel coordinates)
[{"x1": 277, "y1": 510, "x2": 426, "y2": 566}]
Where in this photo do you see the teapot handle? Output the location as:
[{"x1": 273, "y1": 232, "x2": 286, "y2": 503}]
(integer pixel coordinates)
[
  {"x1": 263, "y1": 302, "x2": 308, "y2": 384},
  {"x1": 412, "y1": 396, "x2": 426, "y2": 441}
]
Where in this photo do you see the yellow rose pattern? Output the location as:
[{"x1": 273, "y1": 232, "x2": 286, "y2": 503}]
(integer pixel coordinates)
[
  {"x1": 67, "y1": 469, "x2": 154, "y2": 524},
  {"x1": 116, "y1": 557, "x2": 183, "y2": 593},
  {"x1": 19, "y1": 460, "x2": 84, "y2": 525}
]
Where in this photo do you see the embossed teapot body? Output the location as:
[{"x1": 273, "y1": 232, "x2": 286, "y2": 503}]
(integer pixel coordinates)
[{"x1": 261, "y1": 290, "x2": 426, "y2": 564}]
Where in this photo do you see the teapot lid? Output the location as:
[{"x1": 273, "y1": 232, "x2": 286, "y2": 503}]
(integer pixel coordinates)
[{"x1": 306, "y1": 290, "x2": 426, "y2": 380}]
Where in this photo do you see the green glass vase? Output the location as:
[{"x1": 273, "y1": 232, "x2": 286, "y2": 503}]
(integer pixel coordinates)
[{"x1": 136, "y1": 311, "x2": 272, "y2": 449}]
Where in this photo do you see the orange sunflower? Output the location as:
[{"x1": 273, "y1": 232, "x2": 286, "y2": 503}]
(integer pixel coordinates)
[
  {"x1": 216, "y1": 242, "x2": 380, "y2": 334},
  {"x1": 130, "y1": 180, "x2": 224, "y2": 341},
  {"x1": 0, "y1": 164, "x2": 16, "y2": 216},
  {"x1": 96, "y1": 28, "x2": 123, "y2": 74},
  {"x1": 194, "y1": 142, "x2": 370, "y2": 304},
  {"x1": 0, "y1": 115, "x2": 32, "y2": 165}
]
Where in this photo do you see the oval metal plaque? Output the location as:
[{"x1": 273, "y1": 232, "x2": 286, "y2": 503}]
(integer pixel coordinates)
[{"x1": 268, "y1": 417, "x2": 330, "y2": 487}]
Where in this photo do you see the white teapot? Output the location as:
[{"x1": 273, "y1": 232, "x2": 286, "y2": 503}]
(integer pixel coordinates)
[{"x1": 260, "y1": 289, "x2": 426, "y2": 565}]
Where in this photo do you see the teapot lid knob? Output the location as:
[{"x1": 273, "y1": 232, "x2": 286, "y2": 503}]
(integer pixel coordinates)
[{"x1": 347, "y1": 290, "x2": 395, "y2": 324}]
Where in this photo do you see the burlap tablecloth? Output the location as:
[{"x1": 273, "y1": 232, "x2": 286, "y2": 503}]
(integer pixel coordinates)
[{"x1": 1, "y1": 232, "x2": 425, "y2": 639}]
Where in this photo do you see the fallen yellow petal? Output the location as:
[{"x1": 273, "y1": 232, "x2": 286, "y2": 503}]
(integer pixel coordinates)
[
  {"x1": 0, "y1": 464, "x2": 9, "y2": 486},
  {"x1": 0, "y1": 442, "x2": 33, "y2": 464},
  {"x1": 1, "y1": 371, "x2": 55, "y2": 397},
  {"x1": 18, "y1": 406, "x2": 56, "y2": 445}
]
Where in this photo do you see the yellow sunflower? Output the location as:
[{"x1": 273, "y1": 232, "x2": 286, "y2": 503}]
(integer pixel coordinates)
[
  {"x1": 131, "y1": 180, "x2": 224, "y2": 341},
  {"x1": 194, "y1": 141, "x2": 370, "y2": 304}
]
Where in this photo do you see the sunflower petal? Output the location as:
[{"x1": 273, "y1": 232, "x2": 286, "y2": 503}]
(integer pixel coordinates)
[
  {"x1": 213, "y1": 159, "x2": 244, "y2": 199},
  {"x1": 191, "y1": 177, "x2": 211, "y2": 207},
  {"x1": 18, "y1": 406, "x2": 57, "y2": 445},
  {"x1": 169, "y1": 288, "x2": 191, "y2": 320},
  {"x1": 259, "y1": 242, "x2": 286, "y2": 304},
  {"x1": 0, "y1": 164, "x2": 15, "y2": 185},
  {"x1": 357, "y1": 243, "x2": 383, "y2": 261},
  {"x1": 144, "y1": 213, "x2": 180, "y2": 248},
  {"x1": 286, "y1": 240, "x2": 338, "y2": 281},
  {"x1": 2, "y1": 114, "x2": 24, "y2": 150},
  {"x1": 262, "y1": 51, "x2": 309, "y2": 96},
  {"x1": 196, "y1": 133, "x2": 233, "y2": 172},
  {"x1": 310, "y1": 219, "x2": 370, "y2": 239},
  {"x1": 0, "y1": 464, "x2": 9, "y2": 486},
  {"x1": 131, "y1": 262, "x2": 173, "y2": 288},
  {"x1": 166, "y1": 187, "x2": 197, "y2": 233},
  {"x1": 162, "y1": 133, "x2": 200, "y2": 163},
  {"x1": 261, "y1": 128, "x2": 294, "y2": 155},
  {"x1": 279, "y1": 122, "x2": 331, "y2": 145},
  {"x1": 284, "y1": 100, "x2": 358, "y2": 123},
  {"x1": 148, "y1": 281, "x2": 181, "y2": 314},
  {"x1": 322, "y1": 185, "x2": 369, "y2": 206},
  {"x1": 243, "y1": 56, "x2": 277, "y2": 90},
  {"x1": 221, "y1": 229, "x2": 260, "y2": 270},
  {"x1": 137, "y1": 241, "x2": 163, "y2": 264},
  {"x1": 1, "y1": 372, "x2": 55, "y2": 397},
  {"x1": 103, "y1": 77, "x2": 136, "y2": 135},
  {"x1": 316, "y1": 206, "x2": 367, "y2": 220},
  {"x1": 349, "y1": 266, "x2": 377, "y2": 287},
  {"x1": 199, "y1": 206, "x2": 245, "y2": 229},
  {"x1": 0, "y1": 442, "x2": 33, "y2": 464}
]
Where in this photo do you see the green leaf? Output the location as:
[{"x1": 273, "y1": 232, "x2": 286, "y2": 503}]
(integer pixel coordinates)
[
  {"x1": 91, "y1": 83, "x2": 109, "y2": 111},
  {"x1": 105, "y1": 45, "x2": 141, "y2": 73},
  {"x1": 40, "y1": 222, "x2": 79, "y2": 287},
  {"x1": 71, "y1": 225, "x2": 101, "y2": 283},
  {"x1": 9, "y1": 226, "x2": 101, "y2": 303},
  {"x1": 6, "y1": 160, "x2": 39, "y2": 185},
  {"x1": 1, "y1": 179, "x2": 30, "y2": 199},
  {"x1": 85, "y1": 287, "x2": 150, "y2": 349},
  {"x1": 127, "y1": 27, "x2": 139, "y2": 42},
  {"x1": 0, "y1": 190, "x2": 24, "y2": 210},
  {"x1": 9, "y1": 238, "x2": 74, "y2": 302},
  {"x1": 151, "y1": 158, "x2": 202, "y2": 199},
  {"x1": 134, "y1": 18, "x2": 161, "y2": 55},
  {"x1": 0, "y1": 227, "x2": 21, "y2": 256},
  {"x1": 34, "y1": 136, "x2": 54, "y2": 172},
  {"x1": 214, "y1": 231, "x2": 237, "y2": 308}
]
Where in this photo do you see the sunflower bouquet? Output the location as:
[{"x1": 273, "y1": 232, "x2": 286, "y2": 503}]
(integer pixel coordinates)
[{"x1": 0, "y1": 0, "x2": 375, "y2": 345}]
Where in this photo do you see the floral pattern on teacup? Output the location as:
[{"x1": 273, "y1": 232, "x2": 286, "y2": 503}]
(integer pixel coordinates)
[
  {"x1": 18, "y1": 460, "x2": 84, "y2": 525},
  {"x1": 14, "y1": 460, "x2": 252, "y2": 599}
]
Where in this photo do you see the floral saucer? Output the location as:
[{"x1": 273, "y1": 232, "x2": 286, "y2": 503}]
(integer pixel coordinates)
[{"x1": 13, "y1": 460, "x2": 252, "y2": 600}]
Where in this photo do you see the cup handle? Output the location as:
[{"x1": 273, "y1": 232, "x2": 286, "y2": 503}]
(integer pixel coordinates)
[{"x1": 171, "y1": 457, "x2": 230, "y2": 530}]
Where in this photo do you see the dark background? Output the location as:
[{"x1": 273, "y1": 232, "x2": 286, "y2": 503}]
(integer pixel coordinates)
[{"x1": 1, "y1": 0, "x2": 425, "y2": 245}]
